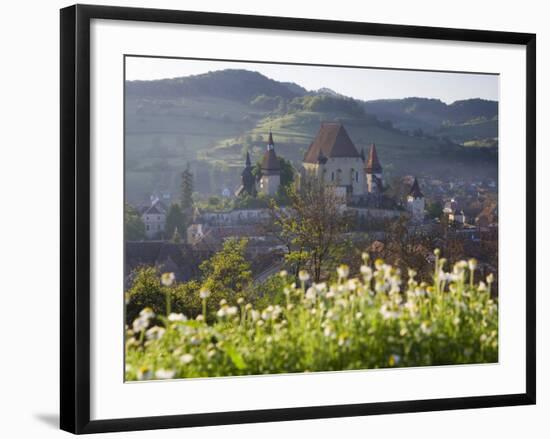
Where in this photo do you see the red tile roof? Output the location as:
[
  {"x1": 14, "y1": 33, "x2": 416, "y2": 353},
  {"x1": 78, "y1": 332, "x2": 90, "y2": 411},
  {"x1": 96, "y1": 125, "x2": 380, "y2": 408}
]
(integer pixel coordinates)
[{"x1": 303, "y1": 122, "x2": 361, "y2": 163}]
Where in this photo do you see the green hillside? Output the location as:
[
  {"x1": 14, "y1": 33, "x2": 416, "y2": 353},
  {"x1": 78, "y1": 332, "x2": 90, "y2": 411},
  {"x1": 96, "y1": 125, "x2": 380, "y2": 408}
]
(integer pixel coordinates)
[{"x1": 124, "y1": 70, "x2": 498, "y2": 203}]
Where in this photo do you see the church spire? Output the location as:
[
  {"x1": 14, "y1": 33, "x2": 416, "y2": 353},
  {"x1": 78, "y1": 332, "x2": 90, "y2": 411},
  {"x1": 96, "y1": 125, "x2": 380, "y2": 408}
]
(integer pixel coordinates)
[
  {"x1": 267, "y1": 130, "x2": 275, "y2": 151},
  {"x1": 245, "y1": 150, "x2": 251, "y2": 167},
  {"x1": 365, "y1": 143, "x2": 382, "y2": 174},
  {"x1": 409, "y1": 177, "x2": 424, "y2": 199}
]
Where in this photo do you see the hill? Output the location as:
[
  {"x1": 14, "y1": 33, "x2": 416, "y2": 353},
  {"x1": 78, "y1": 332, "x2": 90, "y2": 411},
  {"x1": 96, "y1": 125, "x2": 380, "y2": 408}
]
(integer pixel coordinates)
[
  {"x1": 362, "y1": 97, "x2": 498, "y2": 143},
  {"x1": 125, "y1": 69, "x2": 498, "y2": 203}
]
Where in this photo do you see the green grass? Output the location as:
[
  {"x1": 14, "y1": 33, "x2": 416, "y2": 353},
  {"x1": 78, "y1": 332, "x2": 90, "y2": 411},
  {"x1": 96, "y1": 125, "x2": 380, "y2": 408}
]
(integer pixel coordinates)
[{"x1": 125, "y1": 253, "x2": 498, "y2": 380}]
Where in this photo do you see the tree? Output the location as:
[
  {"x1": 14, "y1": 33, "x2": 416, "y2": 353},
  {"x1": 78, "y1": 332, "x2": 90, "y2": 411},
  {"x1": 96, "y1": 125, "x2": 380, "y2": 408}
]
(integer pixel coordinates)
[
  {"x1": 125, "y1": 267, "x2": 199, "y2": 324},
  {"x1": 278, "y1": 157, "x2": 294, "y2": 189},
  {"x1": 180, "y1": 163, "x2": 194, "y2": 210},
  {"x1": 426, "y1": 200, "x2": 443, "y2": 219},
  {"x1": 124, "y1": 203, "x2": 145, "y2": 241},
  {"x1": 164, "y1": 203, "x2": 186, "y2": 240},
  {"x1": 269, "y1": 179, "x2": 353, "y2": 282},
  {"x1": 199, "y1": 238, "x2": 252, "y2": 308}
]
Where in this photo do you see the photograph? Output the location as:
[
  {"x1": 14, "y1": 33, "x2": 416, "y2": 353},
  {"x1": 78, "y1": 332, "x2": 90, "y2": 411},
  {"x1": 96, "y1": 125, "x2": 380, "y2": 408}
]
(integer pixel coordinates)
[{"x1": 123, "y1": 56, "x2": 500, "y2": 381}]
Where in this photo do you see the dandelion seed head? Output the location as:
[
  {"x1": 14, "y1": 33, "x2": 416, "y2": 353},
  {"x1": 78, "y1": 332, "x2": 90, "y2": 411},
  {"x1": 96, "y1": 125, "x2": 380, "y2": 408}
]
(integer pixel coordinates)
[
  {"x1": 337, "y1": 265, "x2": 349, "y2": 279},
  {"x1": 155, "y1": 369, "x2": 175, "y2": 379},
  {"x1": 180, "y1": 353, "x2": 194, "y2": 364},
  {"x1": 168, "y1": 313, "x2": 186, "y2": 322},
  {"x1": 161, "y1": 272, "x2": 175, "y2": 287},
  {"x1": 298, "y1": 270, "x2": 310, "y2": 282}
]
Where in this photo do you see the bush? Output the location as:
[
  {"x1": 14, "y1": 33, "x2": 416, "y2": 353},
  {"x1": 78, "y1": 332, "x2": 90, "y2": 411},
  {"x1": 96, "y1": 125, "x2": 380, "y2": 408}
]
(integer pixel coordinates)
[{"x1": 125, "y1": 253, "x2": 498, "y2": 380}]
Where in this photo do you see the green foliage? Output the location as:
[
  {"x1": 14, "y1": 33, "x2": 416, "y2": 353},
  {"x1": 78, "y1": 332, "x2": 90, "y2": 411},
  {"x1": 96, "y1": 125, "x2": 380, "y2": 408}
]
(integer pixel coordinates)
[
  {"x1": 426, "y1": 200, "x2": 443, "y2": 219},
  {"x1": 180, "y1": 164, "x2": 194, "y2": 209},
  {"x1": 164, "y1": 203, "x2": 187, "y2": 240},
  {"x1": 297, "y1": 95, "x2": 365, "y2": 117},
  {"x1": 125, "y1": 254, "x2": 498, "y2": 380},
  {"x1": 199, "y1": 238, "x2": 252, "y2": 315},
  {"x1": 124, "y1": 203, "x2": 146, "y2": 241},
  {"x1": 270, "y1": 179, "x2": 353, "y2": 281},
  {"x1": 125, "y1": 267, "x2": 193, "y2": 324}
]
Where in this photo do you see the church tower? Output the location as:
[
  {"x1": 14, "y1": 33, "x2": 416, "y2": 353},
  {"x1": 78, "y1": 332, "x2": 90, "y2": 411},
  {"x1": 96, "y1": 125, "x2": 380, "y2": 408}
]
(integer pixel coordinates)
[
  {"x1": 259, "y1": 131, "x2": 281, "y2": 196},
  {"x1": 407, "y1": 177, "x2": 425, "y2": 223},
  {"x1": 365, "y1": 143, "x2": 383, "y2": 194},
  {"x1": 235, "y1": 151, "x2": 257, "y2": 197}
]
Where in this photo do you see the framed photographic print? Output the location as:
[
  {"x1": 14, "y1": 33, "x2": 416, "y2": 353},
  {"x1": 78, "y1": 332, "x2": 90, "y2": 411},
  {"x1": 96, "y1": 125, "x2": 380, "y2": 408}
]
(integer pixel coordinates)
[{"x1": 60, "y1": 4, "x2": 536, "y2": 434}]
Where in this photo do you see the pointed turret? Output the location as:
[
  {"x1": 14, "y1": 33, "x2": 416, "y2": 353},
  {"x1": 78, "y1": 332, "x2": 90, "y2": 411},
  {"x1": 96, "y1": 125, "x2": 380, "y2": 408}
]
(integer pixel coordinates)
[
  {"x1": 365, "y1": 143, "x2": 382, "y2": 174},
  {"x1": 407, "y1": 177, "x2": 425, "y2": 223},
  {"x1": 259, "y1": 132, "x2": 281, "y2": 196},
  {"x1": 409, "y1": 177, "x2": 424, "y2": 199},
  {"x1": 261, "y1": 131, "x2": 280, "y2": 172},
  {"x1": 236, "y1": 150, "x2": 257, "y2": 197},
  {"x1": 267, "y1": 130, "x2": 275, "y2": 151}
]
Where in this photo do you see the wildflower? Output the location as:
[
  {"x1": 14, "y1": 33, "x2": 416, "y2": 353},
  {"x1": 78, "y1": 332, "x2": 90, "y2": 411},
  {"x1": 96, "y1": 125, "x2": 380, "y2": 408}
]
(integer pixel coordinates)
[
  {"x1": 168, "y1": 313, "x2": 187, "y2": 322},
  {"x1": 250, "y1": 310, "x2": 260, "y2": 320},
  {"x1": 337, "y1": 265, "x2": 350, "y2": 279},
  {"x1": 137, "y1": 366, "x2": 153, "y2": 381},
  {"x1": 355, "y1": 312, "x2": 363, "y2": 319},
  {"x1": 478, "y1": 281, "x2": 488, "y2": 292},
  {"x1": 180, "y1": 353, "x2": 194, "y2": 364},
  {"x1": 226, "y1": 306, "x2": 238, "y2": 317},
  {"x1": 139, "y1": 307, "x2": 155, "y2": 320},
  {"x1": 420, "y1": 321, "x2": 432, "y2": 335},
  {"x1": 305, "y1": 287, "x2": 316, "y2": 300},
  {"x1": 298, "y1": 270, "x2": 310, "y2": 283},
  {"x1": 161, "y1": 272, "x2": 175, "y2": 287},
  {"x1": 388, "y1": 354, "x2": 401, "y2": 367},
  {"x1": 279, "y1": 270, "x2": 288, "y2": 278},
  {"x1": 434, "y1": 248, "x2": 441, "y2": 256},
  {"x1": 360, "y1": 265, "x2": 373, "y2": 278},
  {"x1": 486, "y1": 273, "x2": 494, "y2": 284},
  {"x1": 468, "y1": 258, "x2": 478, "y2": 271},
  {"x1": 314, "y1": 282, "x2": 327, "y2": 292},
  {"x1": 145, "y1": 326, "x2": 165, "y2": 340},
  {"x1": 323, "y1": 326, "x2": 334, "y2": 338},
  {"x1": 219, "y1": 299, "x2": 227, "y2": 306},
  {"x1": 196, "y1": 314, "x2": 204, "y2": 322},
  {"x1": 132, "y1": 316, "x2": 149, "y2": 333},
  {"x1": 361, "y1": 252, "x2": 370, "y2": 262},
  {"x1": 380, "y1": 304, "x2": 399, "y2": 320},
  {"x1": 199, "y1": 288, "x2": 211, "y2": 299},
  {"x1": 237, "y1": 297, "x2": 245, "y2": 305},
  {"x1": 155, "y1": 369, "x2": 175, "y2": 380},
  {"x1": 245, "y1": 303, "x2": 253, "y2": 311},
  {"x1": 256, "y1": 320, "x2": 265, "y2": 327},
  {"x1": 207, "y1": 350, "x2": 217, "y2": 359},
  {"x1": 347, "y1": 279, "x2": 358, "y2": 290}
]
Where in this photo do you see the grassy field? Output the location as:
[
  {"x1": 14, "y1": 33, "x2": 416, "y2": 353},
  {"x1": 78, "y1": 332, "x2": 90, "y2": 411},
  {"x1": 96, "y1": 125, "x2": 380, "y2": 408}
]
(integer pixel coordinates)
[{"x1": 125, "y1": 253, "x2": 498, "y2": 380}]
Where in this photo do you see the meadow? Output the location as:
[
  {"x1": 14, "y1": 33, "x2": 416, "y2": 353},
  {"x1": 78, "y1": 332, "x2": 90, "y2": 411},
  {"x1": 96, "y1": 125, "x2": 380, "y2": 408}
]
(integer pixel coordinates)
[{"x1": 125, "y1": 251, "x2": 498, "y2": 380}]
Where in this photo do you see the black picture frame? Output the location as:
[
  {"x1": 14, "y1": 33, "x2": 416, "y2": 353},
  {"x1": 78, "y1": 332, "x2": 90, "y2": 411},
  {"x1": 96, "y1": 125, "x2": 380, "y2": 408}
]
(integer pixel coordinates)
[{"x1": 60, "y1": 4, "x2": 536, "y2": 434}]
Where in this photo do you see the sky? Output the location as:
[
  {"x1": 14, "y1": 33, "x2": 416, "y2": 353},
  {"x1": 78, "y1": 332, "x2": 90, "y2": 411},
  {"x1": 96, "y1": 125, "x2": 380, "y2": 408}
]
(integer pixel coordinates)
[{"x1": 125, "y1": 56, "x2": 499, "y2": 104}]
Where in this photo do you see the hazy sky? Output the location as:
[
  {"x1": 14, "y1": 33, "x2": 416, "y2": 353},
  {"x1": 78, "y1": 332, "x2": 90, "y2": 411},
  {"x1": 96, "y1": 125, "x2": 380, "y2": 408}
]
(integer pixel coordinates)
[{"x1": 126, "y1": 56, "x2": 499, "y2": 104}]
